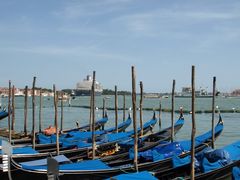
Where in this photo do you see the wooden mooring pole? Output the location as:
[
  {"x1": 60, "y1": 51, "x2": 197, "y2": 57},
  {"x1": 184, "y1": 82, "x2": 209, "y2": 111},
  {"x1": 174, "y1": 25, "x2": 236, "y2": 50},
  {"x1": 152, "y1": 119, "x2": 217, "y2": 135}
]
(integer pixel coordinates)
[
  {"x1": 212, "y1": 76, "x2": 216, "y2": 149},
  {"x1": 139, "y1": 81, "x2": 143, "y2": 137},
  {"x1": 39, "y1": 88, "x2": 42, "y2": 133},
  {"x1": 8, "y1": 80, "x2": 11, "y2": 143},
  {"x1": 171, "y1": 79, "x2": 175, "y2": 143},
  {"x1": 159, "y1": 99, "x2": 162, "y2": 130},
  {"x1": 132, "y1": 66, "x2": 138, "y2": 171},
  {"x1": 24, "y1": 86, "x2": 28, "y2": 136},
  {"x1": 89, "y1": 89, "x2": 93, "y2": 131},
  {"x1": 11, "y1": 85, "x2": 15, "y2": 131},
  {"x1": 123, "y1": 94, "x2": 126, "y2": 122},
  {"x1": 32, "y1": 76, "x2": 36, "y2": 149},
  {"x1": 102, "y1": 97, "x2": 105, "y2": 118},
  {"x1": 92, "y1": 71, "x2": 96, "y2": 159},
  {"x1": 61, "y1": 92, "x2": 64, "y2": 132},
  {"x1": 53, "y1": 85, "x2": 59, "y2": 155},
  {"x1": 115, "y1": 85, "x2": 118, "y2": 133},
  {"x1": 190, "y1": 65, "x2": 196, "y2": 180}
]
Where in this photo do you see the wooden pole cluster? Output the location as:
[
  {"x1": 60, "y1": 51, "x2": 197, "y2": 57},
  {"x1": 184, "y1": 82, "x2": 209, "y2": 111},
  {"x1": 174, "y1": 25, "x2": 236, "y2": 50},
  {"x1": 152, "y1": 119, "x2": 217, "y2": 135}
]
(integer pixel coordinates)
[
  {"x1": 190, "y1": 66, "x2": 196, "y2": 179},
  {"x1": 115, "y1": 85, "x2": 118, "y2": 133},
  {"x1": 91, "y1": 71, "x2": 96, "y2": 159},
  {"x1": 131, "y1": 66, "x2": 138, "y2": 171},
  {"x1": 171, "y1": 79, "x2": 175, "y2": 143},
  {"x1": 139, "y1": 81, "x2": 143, "y2": 137},
  {"x1": 8, "y1": 80, "x2": 12, "y2": 143},
  {"x1": 212, "y1": 76, "x2": 216, "y2": 149},
  {"x1": 32, "y1": 77, "x2": 36, "y2": 149},
  {"x1": 24, "y1": 86, "x2": 28, "y2": 136}
]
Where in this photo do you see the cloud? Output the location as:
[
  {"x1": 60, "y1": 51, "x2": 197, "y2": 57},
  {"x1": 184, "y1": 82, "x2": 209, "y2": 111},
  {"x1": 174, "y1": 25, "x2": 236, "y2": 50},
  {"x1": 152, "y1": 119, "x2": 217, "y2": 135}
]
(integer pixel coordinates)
[
  {"x1": 0, "y1": 44, "x2": 137, "y2": 64},
  {"x1": 53, "y1": 0, "x2": 135, "y2": 19},
  {"x1": 114, "y1": 9, "x2": 240, "y2": 33}
]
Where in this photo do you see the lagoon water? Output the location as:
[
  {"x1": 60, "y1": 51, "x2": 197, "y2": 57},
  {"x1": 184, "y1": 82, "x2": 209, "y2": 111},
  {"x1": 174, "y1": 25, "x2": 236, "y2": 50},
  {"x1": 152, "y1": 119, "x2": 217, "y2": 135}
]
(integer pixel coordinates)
[{"x1": 0, "y1": 95, "x2": 240, "y2": 149}]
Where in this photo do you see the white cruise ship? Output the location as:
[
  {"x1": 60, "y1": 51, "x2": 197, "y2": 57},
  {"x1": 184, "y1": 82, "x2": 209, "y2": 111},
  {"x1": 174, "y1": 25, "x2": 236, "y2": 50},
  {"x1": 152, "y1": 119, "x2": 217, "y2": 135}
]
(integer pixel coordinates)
[{"x1": 73, "y1": 75, "x2": 103, "y2": 96}]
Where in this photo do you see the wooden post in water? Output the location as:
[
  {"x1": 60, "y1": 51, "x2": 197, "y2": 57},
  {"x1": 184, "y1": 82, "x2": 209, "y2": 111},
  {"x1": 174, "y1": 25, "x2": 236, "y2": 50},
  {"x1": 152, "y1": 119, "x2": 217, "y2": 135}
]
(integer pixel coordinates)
[
  {"x1": 11, "y1": 85, "x2": 15, "y2": 131},
  {"x1": 115, "y1": 85, "x2": 118, "y2": 133},
  {"x1": 24, "y1": 86, "x2": 28, "y2": 136},
  {"x1": 190, "y1": 65, "x2": 196, "y2": 180},
  {"x1": 102, "y1": 97, "x2": 105, "y2": 118},
  {"x1": 53, "y1": 85, "x2": 59, "y2": 155},
  {"x1": 123, "y1": 94, "x2": 126, "y2": 122},
  {"x1": 8, "y1": 80, "x2": 12, "y2": 142},
  {"x1": 91, "y1": 71, "x2": 96, "y2": 159},
  {"x1": 61, "y1": 92, "x2": 64, "y2": 132},
  {"x1": 139, "y1": 81, "x2": 143, "y2": 137},
  {"x1": 39, "y1": 88, "x2": 42, "y2": 133},
  {"x1": 212, "y1": 76, "x2": 216, "y2": 149},
  {"x1": 159, "y1": 98, "x2": 162, "y2": 130},
  {"x1": 89, "y1": 90, "x2": 93, "y2": 131},
  {"x1": 171, "y1": 79, "x2": 175, "y2": 143},
  {"x1": 132, "y1": 66, "x2": 138, "y2": 171},
  {"x1": 32, "y1": 76, "x2": 36, "y2": 149}
]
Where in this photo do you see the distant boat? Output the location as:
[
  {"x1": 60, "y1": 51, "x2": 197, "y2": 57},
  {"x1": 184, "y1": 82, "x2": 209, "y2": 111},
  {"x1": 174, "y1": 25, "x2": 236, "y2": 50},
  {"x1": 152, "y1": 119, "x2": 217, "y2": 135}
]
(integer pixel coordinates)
[
  {"x1": 143, "y1": 94, "x2": 160, "y2": 99},
  {"x1": 176, "y1": 87, "x2": 213, "y2": 98},
  {"x1": 74, "y1": 75, "x2": 103, "y2": 96},
  {"x1": 58, "y1": 94, "x2": 70, "y2": 101}
]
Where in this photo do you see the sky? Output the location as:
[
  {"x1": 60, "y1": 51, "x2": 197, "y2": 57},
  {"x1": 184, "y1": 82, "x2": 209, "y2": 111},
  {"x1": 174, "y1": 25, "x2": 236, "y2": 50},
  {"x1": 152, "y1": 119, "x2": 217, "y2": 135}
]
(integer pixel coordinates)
[{"x1": 0, "y1": 0, "x2": 240, "y2": 93}]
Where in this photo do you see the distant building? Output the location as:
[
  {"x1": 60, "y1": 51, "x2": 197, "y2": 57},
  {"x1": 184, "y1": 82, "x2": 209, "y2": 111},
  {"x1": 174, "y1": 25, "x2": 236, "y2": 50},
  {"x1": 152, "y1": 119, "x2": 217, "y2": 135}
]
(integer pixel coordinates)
[
  {"x1": 231, "y1": 89, "x2": 240, "y2": 96},
  {"x1": 0, "y1": 87, "x2": 54, "y2": 97}
]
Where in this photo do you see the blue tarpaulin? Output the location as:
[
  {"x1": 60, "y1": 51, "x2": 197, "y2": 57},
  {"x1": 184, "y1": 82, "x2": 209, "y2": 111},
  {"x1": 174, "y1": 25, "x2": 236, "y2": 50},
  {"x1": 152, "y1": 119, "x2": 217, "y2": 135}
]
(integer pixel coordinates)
[{"x1": 107, "y1": 171, "x2": 158, "y2": 180}]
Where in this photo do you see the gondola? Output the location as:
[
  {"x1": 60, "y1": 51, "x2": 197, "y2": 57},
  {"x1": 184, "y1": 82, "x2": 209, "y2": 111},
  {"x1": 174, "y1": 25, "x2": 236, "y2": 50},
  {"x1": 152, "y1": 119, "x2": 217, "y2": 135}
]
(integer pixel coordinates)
[
  {"x1": 115, "y1": 139, "x2": 240, "y2": 180},
  {"x1": 36, "y1": 115, "x2": 132, "y2": 146},
  {"x1": 62, "y1": 114, "x2": 108, "y2": 133},
  {"x1": 0, "y1": 112, "x2": 182, "y2": 179},
  {"x1": 10, "y1": 115, "x2": 109, "y2": 145},
  {"x1": 101, "y1": 116, "x2": 132, "y2": 134},
  {"x1": 153, "y1": 139, "x2": 240, "y2": 179},
  {"x1": 0, "y1": 108, "x2": 8, "y2": 120},
  {"x1": 100, "y1": 112, "x2": 184, "y2": 163},
  {"x1": 107, "y1": 171, "x2": 157, "y2": 180},
  {"x1": 9, "y1": 114, "x2": 222, "y2": 180},
  {"x1": 10, "y1": 114, "x2": 131, "y2": 146},
  {"x1": 0, "y1": 113, "x2": 159, "y2": 166}
]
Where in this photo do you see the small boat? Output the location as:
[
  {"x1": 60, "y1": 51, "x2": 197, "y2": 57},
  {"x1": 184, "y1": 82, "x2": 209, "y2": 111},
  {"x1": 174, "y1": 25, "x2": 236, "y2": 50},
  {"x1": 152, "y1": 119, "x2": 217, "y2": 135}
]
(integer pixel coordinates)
[
  {"x1": 143, "y1": 94, "x2": 160, "y2": 99},
  {"x1": 9, "y1": 114, "x2": 223, "y2": 180}
]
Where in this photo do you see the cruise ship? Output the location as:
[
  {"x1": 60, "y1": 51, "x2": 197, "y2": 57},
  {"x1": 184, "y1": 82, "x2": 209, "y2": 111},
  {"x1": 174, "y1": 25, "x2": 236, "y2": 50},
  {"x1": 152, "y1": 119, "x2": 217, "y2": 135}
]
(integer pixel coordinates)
[{"x1": 73, "y1": 75, "x2": 103, "y2": 96}]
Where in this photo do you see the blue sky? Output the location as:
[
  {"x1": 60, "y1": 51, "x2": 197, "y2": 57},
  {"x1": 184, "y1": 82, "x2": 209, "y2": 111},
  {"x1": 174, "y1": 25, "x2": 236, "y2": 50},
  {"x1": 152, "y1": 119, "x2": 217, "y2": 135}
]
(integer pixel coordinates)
[{"x1": 0, "y1": 0, "x2": 240, "y2": 93}]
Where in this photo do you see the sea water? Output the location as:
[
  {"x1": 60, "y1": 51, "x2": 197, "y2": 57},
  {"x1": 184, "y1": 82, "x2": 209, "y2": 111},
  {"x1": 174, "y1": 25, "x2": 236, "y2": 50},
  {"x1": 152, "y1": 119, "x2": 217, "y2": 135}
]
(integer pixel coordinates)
[{"x1": 0, "y1": 95, "x2": 240, "y2": 148}]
